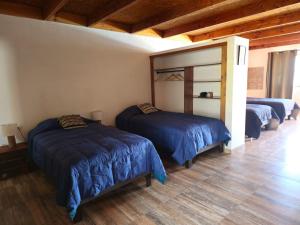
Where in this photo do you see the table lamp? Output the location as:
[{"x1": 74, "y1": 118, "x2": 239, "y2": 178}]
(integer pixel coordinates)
[
  {"x1": 0, "y1": 124, "x2": 18, "y2": 148},
  {"x1": 91, "y1": 111, "x2": 103, "y2": 123}
]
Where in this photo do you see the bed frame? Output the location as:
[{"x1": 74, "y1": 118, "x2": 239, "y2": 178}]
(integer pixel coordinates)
[
  {"x1": 184, "y1": 142, "x2": 224, "y2": 168},
  {"x1": 29, "y1": 159, "x2": 152, "y2": 223},
  {"x1": 72, "y1": 172, "x2": 151, "y2": 222}
]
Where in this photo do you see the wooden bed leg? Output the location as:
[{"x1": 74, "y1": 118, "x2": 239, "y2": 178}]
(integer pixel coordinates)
[
  {"x1": 291, "y1": 109, "x2": 299, "y2": 120},
  {"x1": 145, "y1": 174, "x2": 152, "y2": 187},
  {"x1": 72, "y1": 207, "x2": 82, "y2": 223},
  {"x1": 219, "y1": 144, "x2": 224, "y2": 152},
  {"x1": 185, "y1": 160, "x2": 192, "y2": 169}
]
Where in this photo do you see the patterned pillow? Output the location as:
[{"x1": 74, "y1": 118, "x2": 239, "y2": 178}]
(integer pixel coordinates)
[
  {"x1": 137, "y1": 103, "x2": 158, "y2": 114},
  {"x1": 58, "y1": 115, "x2": 87, "y2": 129}
]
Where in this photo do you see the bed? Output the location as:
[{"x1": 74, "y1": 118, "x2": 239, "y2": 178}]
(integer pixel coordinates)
[
  {"x1": 246, "y1": 104, "x2": 280, "y2": 139},
  {"x1": 116, "y1": 106, "x2": 231, "y2": 167},
  {"x1": 28, "y1": 118, "x2": 166, "y2": 221},
  {"x1": 247, "y1": 97, "x2": 300, "y2": 123}
]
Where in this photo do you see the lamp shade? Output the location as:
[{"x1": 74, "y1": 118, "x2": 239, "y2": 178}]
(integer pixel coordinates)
[
  {"x1": 0, "y1": 124, "x2": 18, "y2": 137},
  {"x1": 91, "y1": 111, "x2": 103, "y2": 121}
]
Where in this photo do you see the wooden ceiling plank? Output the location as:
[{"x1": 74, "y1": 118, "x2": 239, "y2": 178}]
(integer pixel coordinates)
[
  {"x1": 192, "y1": 10, "x2": 300, "y2": 42},
  {"x1": 55, "y1": 11, "x2": 87, "y2": 26},
  {"x1": 164, "y1": 0, "x2": 300, "y2": 38},
  {"x1": 250, "y1": 32, "x2": 300, "y2": 47},
  {"x1": 88, "y1": 0, "x2": 137, "y2": 27},
  {"x1": 93, "y1": 20, "x2": 139, "y2": 33},
  {"x1": 43, "y1": 0, "x2": 70, "y2": 20},
  {"x1": 98, "y1": 20, "x2": 132, "y2": 32},
  {"x1": 250, "y1": 39, "x2": 300, "y2": 49},
  {"x1": 242, "y1": 23, "x2": 300, "y2": 40},
  {"x1": 131, "y1": 0, "x2": 233, "y2": 33},
  {"x1": 0, "y1": 1, "x2": 42, "y2": 19}
]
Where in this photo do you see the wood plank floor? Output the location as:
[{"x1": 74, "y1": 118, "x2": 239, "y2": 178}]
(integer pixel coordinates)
[{"x1": 1, "y1": 120, "x2": 300, "y2": 225}]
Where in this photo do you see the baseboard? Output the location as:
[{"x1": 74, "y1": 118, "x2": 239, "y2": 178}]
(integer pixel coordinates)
[
  {"x1": 223, "y1": 148, "x2": 232, "y2": 154},
  {"x1": 225, "y1": 142, "x2": 245, "y2": 153}
]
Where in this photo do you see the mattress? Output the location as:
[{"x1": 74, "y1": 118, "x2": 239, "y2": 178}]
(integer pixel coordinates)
[{"x1": 116, "y1": 106, "x2": 231, "y2": 165}]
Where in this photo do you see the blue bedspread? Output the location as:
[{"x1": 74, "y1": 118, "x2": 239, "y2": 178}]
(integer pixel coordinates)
[
  {"x1": 28, "y1": 119, "x2": 166, "y2": 220},
  {"x1": 116, "y1": 106, "x2": 231, "y2": 165},
  {"x1": 246, "y1": 104, "x2": 279, "y2": 139},
  {"x1": 247, "y1": 97, "x2": 299, "y2": 123}
]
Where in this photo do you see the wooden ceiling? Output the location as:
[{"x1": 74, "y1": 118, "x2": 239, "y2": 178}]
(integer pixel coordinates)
[{"x1": 1, "y1": 0, "x2": 300, "y2": 49}]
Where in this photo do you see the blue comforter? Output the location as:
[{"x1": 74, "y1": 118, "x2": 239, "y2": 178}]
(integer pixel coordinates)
[
  {"x1": 116, "y1": 106, "x2": 231, "y2": 165},
  {"x1": 28, "y1": 119, "x2": 166, "y2": 220},
  {"x1": 247, "y1": 97, "x2": 299, "y2": 123},
  {"x1": 246, "y1": 104, "x2": 279, "y2": 139}
]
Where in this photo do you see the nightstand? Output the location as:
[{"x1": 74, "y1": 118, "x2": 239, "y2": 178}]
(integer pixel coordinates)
[{"x1": 0, "y1": 143, "x2": 29, "y2": 180}]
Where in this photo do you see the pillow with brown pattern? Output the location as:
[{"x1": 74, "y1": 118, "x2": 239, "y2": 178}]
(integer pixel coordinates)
[
  {"x1": 58, "y1": 115, "x2": 87, "y2": 129},
  {"x1": 137, "y1": 103, "x2": 158, "y2": 114}
]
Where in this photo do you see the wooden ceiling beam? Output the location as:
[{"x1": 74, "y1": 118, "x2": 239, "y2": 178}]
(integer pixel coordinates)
[
  {"x1": 55, "y1": 11, "x2": 87, "y2": 26},
  {"x1": 250, "y1": 39, "x2": 300, "y2": 49},
  {"x1": 93, "y1": 20, "x2": 132, "y2": 33},
  {"x1": 241, "y1": 23, "x2": 300, "y2": 40},
  {"x1": 131, "y1": 0, "x2": 234, "y2": 33},
  {"x1": 0, "y1": 0, "x2": 131, "y2": 34},
  {"x1": 163, "y1": 0, "x2": 300, "y2": 38},
  {"x1": 250, "y1": 32, "x2": 300, "y2": 48},
  {"x1": 55, "y1": 12, "x2": 131, "y2": 33},
  {"x1": 0, "y1": 1, "x2": 42, "y2": 19},
  {"x1": 250, "y1": 32, "x2": 300, "y2": 45},
  {"x1": 191, "y1": 10, "x2": 300, "y2": 42},
  {"x1": 43, "y1": 0, "x2": 70, "y2": 20},
  {"x1": 88, "y1": 0, "x2": 137, "y2": 27}
]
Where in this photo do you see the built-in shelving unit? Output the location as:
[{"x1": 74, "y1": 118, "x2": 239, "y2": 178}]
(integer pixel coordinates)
[{"x1": 150, "y1": 42, "x2": 227, "y2": 121}]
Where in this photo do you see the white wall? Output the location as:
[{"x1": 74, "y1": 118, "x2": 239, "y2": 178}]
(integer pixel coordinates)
[
  {"x1": 0, "y1": 14, "x2": 190, "y2": 145},
  {"x1": 225, "y1": 37, "x2": 249, "y2": 149},
  {"x1": 247, "y1": 49, "x2": 269, "y2": 97},
  {"x1": 293, "y1": 53, "x2": 300, "y2": 105},
  {"x1": 248, "y1": 44, "x2": 300, "y2": 98}
]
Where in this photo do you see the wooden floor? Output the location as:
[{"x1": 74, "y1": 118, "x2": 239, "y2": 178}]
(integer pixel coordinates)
[{"x1": 1, "y1": 120, "x2": 300, "y2": 225}]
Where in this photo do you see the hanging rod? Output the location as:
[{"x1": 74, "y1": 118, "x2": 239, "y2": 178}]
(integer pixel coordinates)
[
  {"x1": 192, "y1": 80, "x2": 221, "y2": 83},
  {"x1": 156, "y1": 69, "x2": 184, "y2": 74},
  {"x1": 155, "y1": 62, "x2": 222, "y2": 74},
  {"x1": 193, "y1": 62, "x2": 222, "y2": 67}
]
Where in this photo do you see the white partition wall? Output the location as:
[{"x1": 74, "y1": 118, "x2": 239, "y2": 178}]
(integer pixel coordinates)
[
  {"x1": 150, "y1": 36, "x2": 249, "y2": 150},
  {"x1": 225, "y1": 37, "x2": 249, "y2": 149}
]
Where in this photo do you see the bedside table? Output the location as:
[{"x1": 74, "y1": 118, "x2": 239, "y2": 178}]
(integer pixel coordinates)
[{"x1": 0, "y1": 143, "x2": 29, "y2": 180}]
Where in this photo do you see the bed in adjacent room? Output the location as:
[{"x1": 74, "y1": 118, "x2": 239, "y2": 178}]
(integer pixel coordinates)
[
  {"x1": 246, "y1": 104, "x2": 280, "y2": 139},
  {"x1": 116, "y1": 105, "x2": 231, "y2": 168},
  {"x1": 28, "y1": 117, "x2": 166, "y2": 221},
  {"x1": 247, "y1": 97, "x2": 300, "y2": 123}
]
